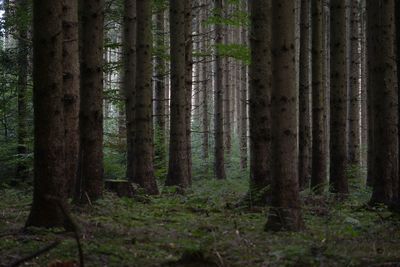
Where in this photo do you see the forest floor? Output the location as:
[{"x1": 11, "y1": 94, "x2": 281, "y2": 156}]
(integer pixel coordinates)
[{"x1": 1, "y1": 177, "x2": 400, "y2": 267}]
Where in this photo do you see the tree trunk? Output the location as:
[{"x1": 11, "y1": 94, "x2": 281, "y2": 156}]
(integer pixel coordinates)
[
  {"x1": 62, "y1": 0, "x2": 80, "y2": 197},
  {"x1": 185, "y1": 0, "x2": 193, "y2": 185},
  {"x1": 15, "y1": 0, "x2": 30, "y2": 183},
  {"x1": 329, "y1": 0, "x2": 349, "y2": 196},
  {"x1": 348, "y1": 0, "x2": 361, "y2": 165},
  {"x1": 311, "y1": 0, "x2": 328, "y2": 194},
  {"x1": 166, "y1": 0, "x2": 190, "y2": 188},
  {"x1": 368, "y1": 0, "x2": 398, "y2": 204},
  {"x1": 299, "y1": 0, "x2": 312, "y2": 190},
  {"x1": 76, "y1": 0, "x2": 104, "y2": 203},
  {"x1": 214, "y1": 0, "x2": 226, "y2": 180},
  {"x1": 123, "y1": 0, "x2": 136, "y2": 181},
  {"x1": 26, "y1": 0, "x2": 68, "y2": 228},
  {"x1": 154, "y1": 7, "x2": 167, "y2": 177},
  {"x1": 134, "y1": 0, "x2": 159, "y2": 194},
  {"x1": 248, "y1": 0, "x2": 272, "y2": 204},
  {"x1": 265, "y1": 0, "x2": 304, "y2": 231}
]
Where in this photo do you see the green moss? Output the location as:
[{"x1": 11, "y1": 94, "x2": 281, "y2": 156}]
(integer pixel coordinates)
[{"x1": 1, "y1": 180, "x2": 400, "y2": 266}]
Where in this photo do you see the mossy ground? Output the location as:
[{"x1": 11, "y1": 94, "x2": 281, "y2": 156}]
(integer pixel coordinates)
[{"x1": 1, "y1": 178, "x2": 400, "y2": 267}]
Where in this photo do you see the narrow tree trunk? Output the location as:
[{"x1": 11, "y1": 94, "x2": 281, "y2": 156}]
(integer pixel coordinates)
[
  {"x1": 311, "y1": 0, "x2": 328, "y2": 194},
  {"x1": 62, "y1": 0, "x2": 80, "y2": 197},
  {"x1": 185, "y1": 0, "x2": 193, "y2": 185},
  {"x1": 214, "y1": 0, "x2": 226, "y2": 180},
  {"x1": 26, "y1": 0, "x2": 68, "y2": 228},
  {"x1": 154, "y1": 7, "x2": 167, "y2": 176},
  {"x1": 348, "y1": 0, "x2": 361, "y2": 165},
  {"x1": 134, "y1": 0, "x2": 159, "y2": 194},
  {"x1": 15, "y1": 0, "x2": 29, "y2": 183},
  {"x1": 248, "y1": 0, "x2": 271, "y2": 204},
  {"x1": 368, "y1": 0, "x2": 398, "y2": 204},
  {"x1": 123, "y1": 0, "x2": 136, "y2": 181},
  {"x1": 166, "y1": 0, "x2": 190, "y2": 188},
  {"x1": 329, "y1": 0, "x2": 349, "y2": 196},
  {"x1": 299, "y1": 0, "x2": 312, "y2": 189},
  {"x1": 76, "y1": 0, "x2": 104, "y2": 203},
  {"x1": 266, "y1": 0, "x2": 304, "y2": 231},
  {"x1": 240, "y1": 1, "x2": 248, "y2": 170}
]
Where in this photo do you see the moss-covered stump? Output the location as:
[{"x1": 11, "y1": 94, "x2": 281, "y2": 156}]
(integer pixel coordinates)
[{"x1": 104, "y1": 180, "x2": 136, "y2": 197}]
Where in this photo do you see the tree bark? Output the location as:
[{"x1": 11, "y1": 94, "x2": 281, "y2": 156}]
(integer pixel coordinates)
[
  {"x1": 62, "y1": 0, "x2": 80, "y2": 197},
  {"x1": 123, "y1": 0, "x2": 136, "y2": 181},
  {"x1": 134, "y1": 0, "x2": 159, "y2": 194},
  {"x1": 76, "y1": 0, "x2": 104, "y2": 203},
  {"x1": 329, "y1": 0, "x2": 349, "y2": 196},
  {"x1": 166, "y1": 0, "x2": 190, "y2": 188},
  {"x1": 311, "y1": 0, "x2": 328, "y2": 194},
  {"x1": 214, "y1": 0, "x2": 226, "y2": 180},
  {"x1": 26, "y1": 0, "x2": 68, "y2": 228},
  {"x1": 185, "y1": 0, "x2": 193, "y2": 185},
  {"x1": 299, "y1": 0, "x2": 312, "y2": 190},
  {"x1": 348, "y1": 0, "x2": 361, "y2": 165},
  {"x1": 15, "y1": 0, "x2": 30, "y2": 183},
  {"x1": 265, "y1": 0, "x2": 304, "y2": 231},
  {"x1": 368, "y1": 0, "x2": 398, "y2": 204},
  {"x1": 154, "y1": 6, "x2": 167, "y2": 177},
  {"x1": 248, "y1": 0, "x2": 272, "y2": 203}
]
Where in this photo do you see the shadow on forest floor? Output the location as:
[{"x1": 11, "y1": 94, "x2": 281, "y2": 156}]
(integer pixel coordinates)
[{"x1": 1, "y1": 178, "x2": 400, "y2": 267}]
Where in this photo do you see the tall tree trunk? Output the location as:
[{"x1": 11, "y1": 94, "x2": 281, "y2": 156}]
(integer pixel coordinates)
[
  {"x1": 166, "y1": 0, "x2": 190, "y2": 188},
  {"x1": 134, "y1": 0, "x2": 159, "y2": 194},
  {"x1": 368, "y1": 0, "x2": 398, "y2": 204},
  {"x1": 240, "y1": 0, "x2": 248, "y2": 170},
  {"x1": 154, "y1": 7, "x2": 167, "y2": 177},
  {"x1": 248, "y1": 0, "x2": 271, "y2": 204},
  {"x1": 62, "y1": 0, "x2": 80, "y2": 197},
  {"x1": 348, "y1": 0, "x2": 361, "y2": 165},
  {"x1": 214, "y1": 0, "x2": 226, "y2": 180},
  {"x1": 76, "y1": 0, "x2": 104, "y2": 203},
  {"x1": 123, "y1": 0, "x2": 136, "y2": 181},
  {"x1": 185, "y1": 0, "x2": 193, "y2": 185},
  {"x1": 266, "y1": 0, "x2": 304, "y2": 231},
  {"x1": 223, "y1": 24, "x2": 232, "y2": 157},
  {"x1": 26, "y1": 0, "x2": 68, "y2": 228},
  {"x1": 200, "y1": 0, "x2": 210, "y2": 167},
  {"x1": 15, "y1": 0, "x2": 29, "y2": 183},
  {"x1": 311, "y1": 0, "x2": 328, "y2": 194},
  {"x1": 299, "y1": 0, "x2": 312, "y2": 189},
  {"x1": 329, "y1": 0, "x2": 349, "y2": 196}
]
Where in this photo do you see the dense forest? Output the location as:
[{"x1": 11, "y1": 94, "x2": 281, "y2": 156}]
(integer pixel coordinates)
[{"x1": 1, "y1": 0, "x2": 400, "y2": 266}]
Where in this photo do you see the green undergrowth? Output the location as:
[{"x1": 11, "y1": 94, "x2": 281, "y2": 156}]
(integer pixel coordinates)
[{"x1": 1, "y1": 178, "x2": 400, "y2": 267}]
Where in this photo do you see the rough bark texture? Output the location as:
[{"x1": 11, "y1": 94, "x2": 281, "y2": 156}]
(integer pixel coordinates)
[
  {"x1": 184, "y1": 0, "x2": 193, "y2": 185},
  {"x1": 76, "y1": 0, "x2": 104, "y2": 203},
  {"x1": 62, "y1": 0, "x2": 80, "y2": 197},
  {"x1": 166, "y1": 0, "x2": 190, "y2": 188},
  {"x1": 311, "y1": 0, "x2": 328, "y2": 194},
  {"x1": 123, "y1": 0, "x2": 136, "y2": 181},
  {"x1": 214, "y1": 0, "x2": 226, "y2": 180},
  {"x1": 200, "y1": 0, "x2": 210, "y2": 167},
  {"x1": 299, "y1": 0, "x2": 312, "y2": 190},
  {"x1": 248, "y1": 0, "x2": 271, "y2": 203},
  {"x1": 26, "y1": 0, "x2": 68, "y2": 228},
  {"x1": 15, "y1": 0, "x2": 29, "y2": 183},
  {"x1": 265, "y1": 0, "x2": 304, "y2": 231},
  {"x1": 154, "y1": 7, "x2": 167, "y2": 175},
  {"x1": 368, "y1": 0, "x2": 398, "y2": 204},
  {"x1": 348, "y1": 0, "x2": 361, "y2": 165},
  {"x1": 134, "y1": 0, "x2": 159, "y2": 195},
  {"x1": 330, "y1": 0, "x2": 349, "y2": 195},
  {"x1": 240, "y1": 15, "x2": 248, "y2": 171}
]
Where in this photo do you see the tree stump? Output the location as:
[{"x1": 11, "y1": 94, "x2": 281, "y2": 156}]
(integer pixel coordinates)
[{"x1": 104, "y1": 180, "x2": 136, "y2": 198}]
